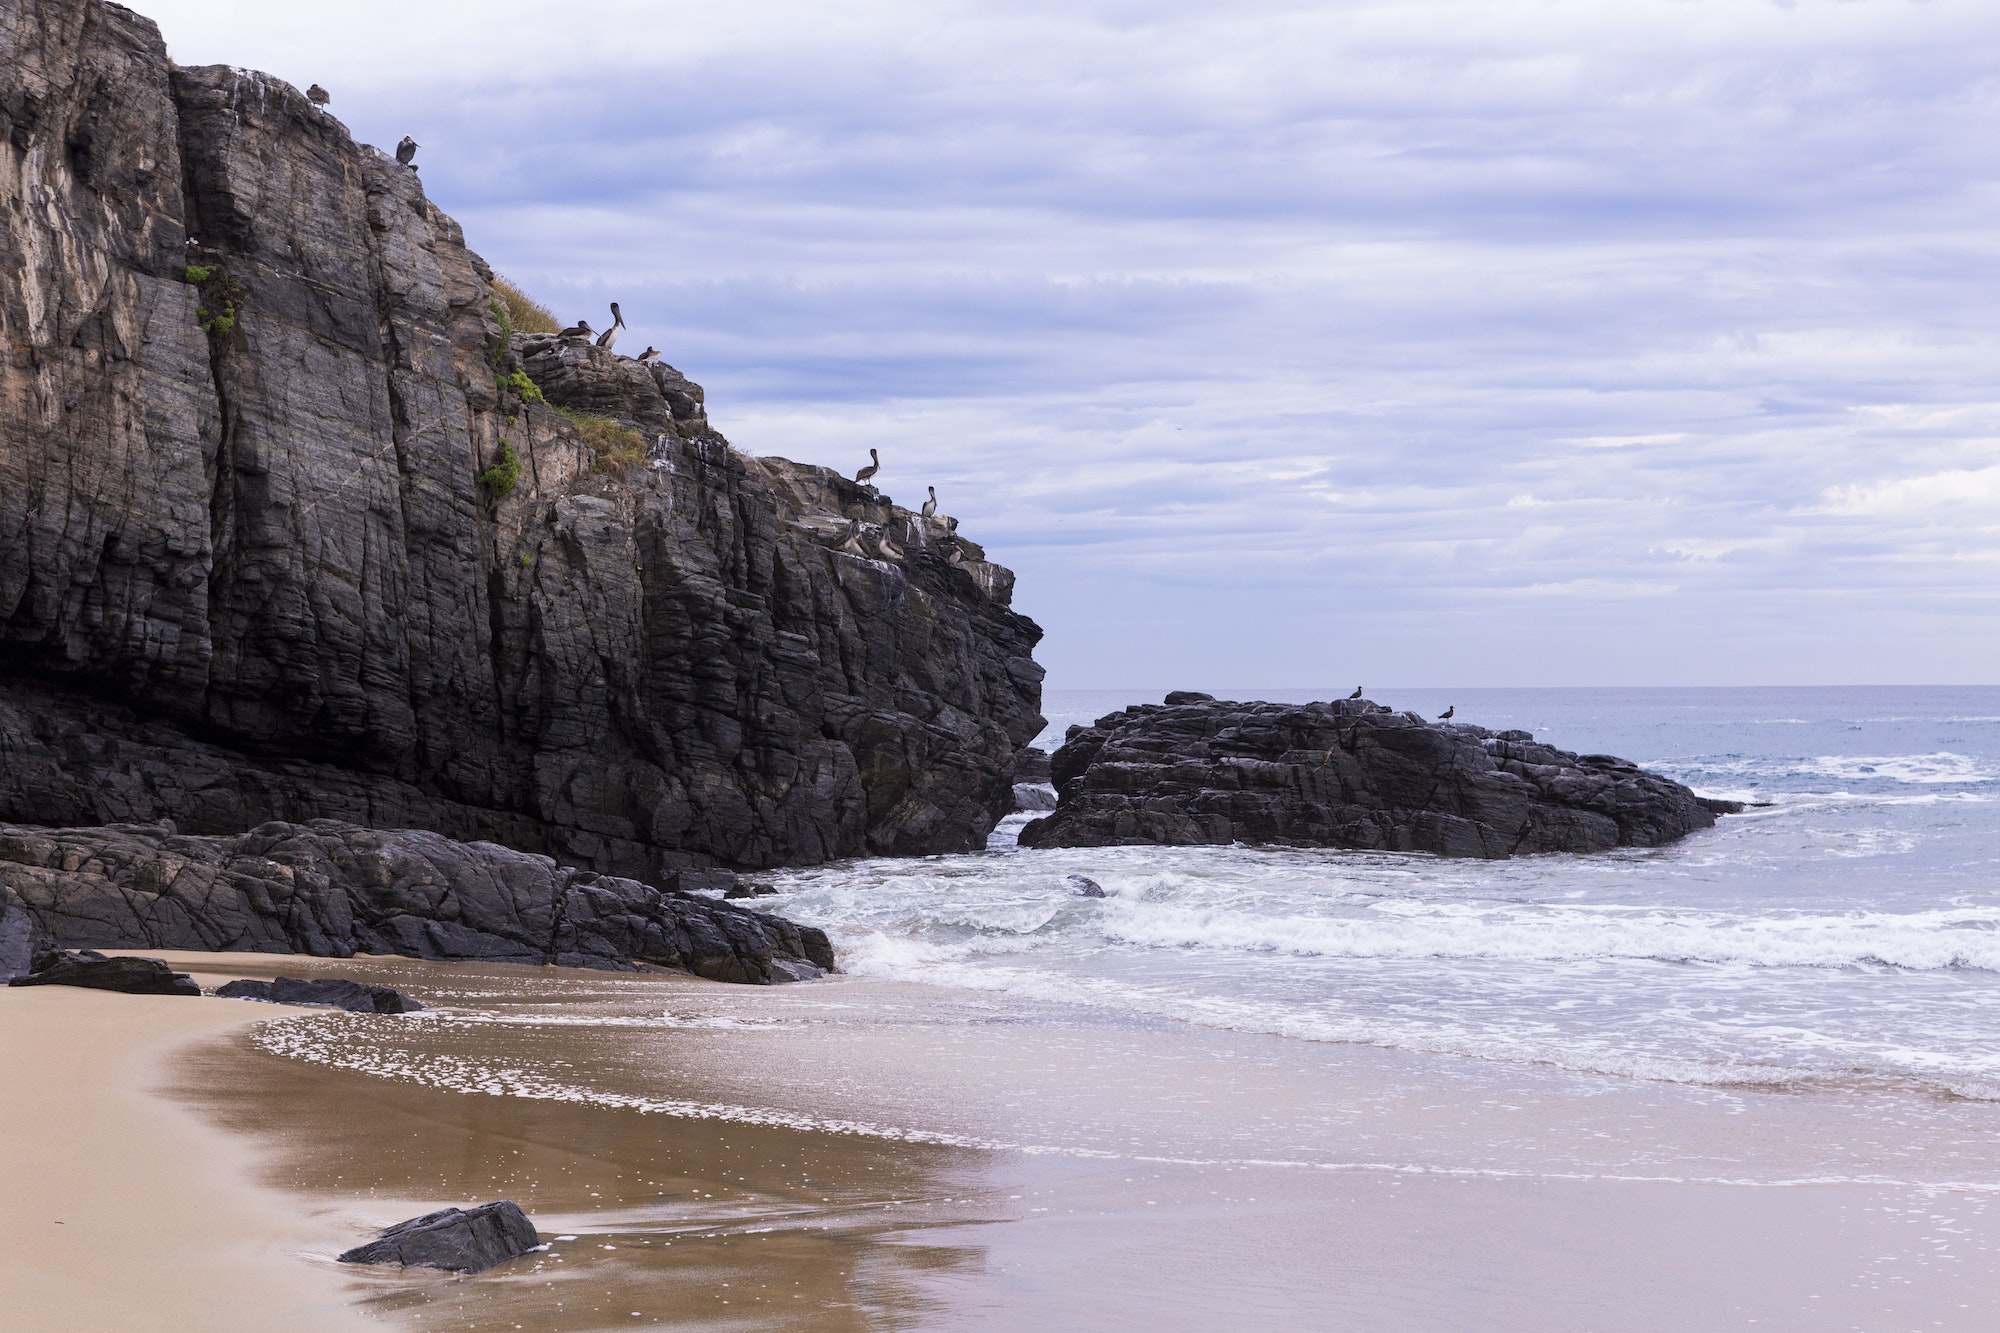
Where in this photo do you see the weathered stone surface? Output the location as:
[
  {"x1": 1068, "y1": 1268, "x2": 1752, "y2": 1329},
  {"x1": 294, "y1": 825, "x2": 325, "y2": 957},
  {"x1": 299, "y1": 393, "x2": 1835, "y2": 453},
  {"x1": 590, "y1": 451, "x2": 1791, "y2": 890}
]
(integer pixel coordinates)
[
  {"x1": 1065, "y1": 874, "x2": 1106, "y2": 898},
  {"x1": 1019, "y1": 696, "x2": 1731, "y2": 858},
  {"x1": 0, "y1": 899, "x2": 39, "y2": 981},
  {"x1": 0, "y1": 0, "x2": 1043, "y2": 887},
  {"x1": 338, "y1": 1201, "x2": 540, "y2": 1273},
  {"x1": 1014, "y1": 748, "x2": 1053, "y2": 785},
  {"x1": 0, "y1": 819, "x2": 835, "y2": 982},
  {"x1": 215, "y1": 976, "x2": 425, "y2": 1013},
  {"x1": 7, "y1": 949, "x2": 201, "y2": 995}
]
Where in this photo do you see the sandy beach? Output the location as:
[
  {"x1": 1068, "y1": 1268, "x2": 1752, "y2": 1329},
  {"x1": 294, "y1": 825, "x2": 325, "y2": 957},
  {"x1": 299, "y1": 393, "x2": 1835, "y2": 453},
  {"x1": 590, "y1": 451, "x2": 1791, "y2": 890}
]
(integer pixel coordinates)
[{"x1": 7, "y1": 949, "x2": 1995, "y2": 1331}]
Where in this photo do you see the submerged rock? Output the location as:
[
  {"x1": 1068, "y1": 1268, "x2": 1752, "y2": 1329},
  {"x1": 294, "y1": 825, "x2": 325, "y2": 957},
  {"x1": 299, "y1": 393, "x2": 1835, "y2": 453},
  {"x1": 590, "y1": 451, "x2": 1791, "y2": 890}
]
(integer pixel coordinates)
[
  {"x1": 1065, "y1": 874, "x2": 1107, "y2": 898},
  {"x1": 338, "y1": 1201, "x2": 540, "y2": 1273},
  {"x1": 216, "y1": 977, "x2": 425, "y2": 1013},
  {"x1": 0, "y1": 820, "x2": 836, "y2": 983},
  {"x1": 7, "y1": 949, "x2": 201, "y2": 996},
  {"x1": 1020, "y1": 695, "x2": 1731, "y2": 858}
]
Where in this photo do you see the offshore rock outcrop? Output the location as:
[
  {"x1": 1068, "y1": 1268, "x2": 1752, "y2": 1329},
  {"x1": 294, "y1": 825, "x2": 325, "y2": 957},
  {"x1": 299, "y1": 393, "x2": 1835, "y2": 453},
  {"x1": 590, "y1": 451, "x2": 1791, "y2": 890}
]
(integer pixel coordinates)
[
  {"x1": 0, "y1": 1, "x2": 1043, "y2": 896},
  {"x1": 0, "y1": 820, "x2": 836, "y2": 982},
  {"x1": 1019, "y1": 695, "x2": 1733, "y2": 858}
]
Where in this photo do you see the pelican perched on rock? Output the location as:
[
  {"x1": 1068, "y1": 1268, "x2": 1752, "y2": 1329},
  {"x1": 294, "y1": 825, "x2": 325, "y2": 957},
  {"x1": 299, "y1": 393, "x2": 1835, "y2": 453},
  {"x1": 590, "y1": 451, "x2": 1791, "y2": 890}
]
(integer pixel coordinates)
[
  {"x1": 1348, "y1": 686, "x2": 1363, "y2": 700},
  {"x1": 921, "y1": 486, "x2": 937, "y2": 519},
  {"x1": 875, "y1": 526, "x2": 904, "y2": 561},
  {"x1": 558, "y1": 319, "x2": 595, "y2": 341},
  {"x1": 854, "y1": 448, "x2": 880, "y2": 486},
  {"x1": 836, "y1": 518, "x2": 868, "y2": 556},
  {"x1": 395, "y1": 135, "x2": 419, "y2": 167},
  {"x1": 945, "y1": 543, "x2": 964, "y2": 566},
  {"x1": 596, "y1": 303, "x2": 624, "y2": 351},
  {"x1": 1438, "y1": 705, "x2": 1455, "y2": 720},
  {"x1": 307, "y1": 84, "x2": 331, "y2": 110},
  {"x1": 636, "y1": 346, "x2": 661, "y2": 365}
]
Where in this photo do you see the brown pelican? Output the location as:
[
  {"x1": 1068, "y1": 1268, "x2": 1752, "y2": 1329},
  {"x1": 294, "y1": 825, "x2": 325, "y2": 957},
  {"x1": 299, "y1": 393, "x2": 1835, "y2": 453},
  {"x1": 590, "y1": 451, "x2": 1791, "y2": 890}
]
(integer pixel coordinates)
[
  {"x1": 596, "y1": 302, "x2": 624, "y2": 351},
  {"x1": 395, "y1": 135, "x2": 419, "y2": 166},
  {"x1": 836, "y1": 519, "x2": 868, "y2": 556},
  {"x1": 945, "y1": 544, "x2": 964, "y2": 566},
  {"x1": 558, "y1": 319, "x2": 595, "y2": 341},
  {"x1": 636, "y1": 346, "x2": 661, "y2": 364},
  {"x1": 875, "y1": 527, "x2": 903, "y2": 561},
  {"x1": 921, "y1": 486, "x2": 937, "y2": 519},
  {"x1": 1438, "y1": 705, "x2": 1455, "y2": 720},
  {"x1": 854, "y1": 448, "x2": 880, "y2": 486},
  {"x1": 307, "y1": 84, "x2": 330, "y2": 109},
  {"x1": 1348, "y1": 686, "x2": 1363, "y2": 700}
]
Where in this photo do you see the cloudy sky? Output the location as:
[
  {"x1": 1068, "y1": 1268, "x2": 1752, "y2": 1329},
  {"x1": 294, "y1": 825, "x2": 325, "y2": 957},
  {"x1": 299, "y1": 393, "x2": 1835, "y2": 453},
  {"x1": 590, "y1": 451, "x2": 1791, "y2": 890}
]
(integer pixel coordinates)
[{"x1": 143, "y1": 0, "x2": 2000, "y2": 688}]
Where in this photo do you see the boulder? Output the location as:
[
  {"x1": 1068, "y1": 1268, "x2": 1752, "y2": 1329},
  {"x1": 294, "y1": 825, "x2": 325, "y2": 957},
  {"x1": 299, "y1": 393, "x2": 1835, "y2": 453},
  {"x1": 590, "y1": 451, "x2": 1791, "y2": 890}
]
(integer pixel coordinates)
[
  {"x1": 1065, "y1": 874, "x2": 1106, "y2": 898},
  {"x1": 215, "y1": 977, "x2": 425, "y2": 1013},
  {"x1": 0, "y1": 820, "x2": 836, "y2": 983},
  {"x1": 0, "y1": 897, "x2": 39, "y2": 982},
  {"x1": 338, "y1": 1201, "x2": 540, "y2": 1274},
  {"x1": 8, "y1": 949, "x2": 201, "y2": 996},
  {"x1": 1020, "y1": 695, "x2": 1730, "y2": 858},
  {"x1": 1014, "y1": 748, "x2": 1053, "y2": 784},
  {"x1": 1013, "y1": 783, "x2": 1058, "y2": 812}
]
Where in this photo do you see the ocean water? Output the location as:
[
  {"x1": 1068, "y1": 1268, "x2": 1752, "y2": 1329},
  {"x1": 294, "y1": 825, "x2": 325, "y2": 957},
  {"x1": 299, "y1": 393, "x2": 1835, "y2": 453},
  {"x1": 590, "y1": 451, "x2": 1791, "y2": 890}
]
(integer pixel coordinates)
[{"x1": 764, "y1": 687, "x2": 2000, "y2": 1105}]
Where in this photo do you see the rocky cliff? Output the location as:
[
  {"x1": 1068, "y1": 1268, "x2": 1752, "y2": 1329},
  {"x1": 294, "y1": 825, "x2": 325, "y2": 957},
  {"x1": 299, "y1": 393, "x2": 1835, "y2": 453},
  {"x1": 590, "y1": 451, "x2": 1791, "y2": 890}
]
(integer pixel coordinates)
[
  {"x1": 0, "y1": 0, "x2": 1044, "y2": 886},
  {"x1": 1019, "y1": 694, "x2": 1733, "y2": 857}
]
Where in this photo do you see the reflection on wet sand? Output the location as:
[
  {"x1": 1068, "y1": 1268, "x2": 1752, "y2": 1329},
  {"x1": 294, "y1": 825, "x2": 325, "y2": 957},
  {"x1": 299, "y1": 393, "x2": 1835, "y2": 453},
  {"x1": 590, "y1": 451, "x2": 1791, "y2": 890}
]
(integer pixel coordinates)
[{"x1": 167, "y1": 955, "x2": 998, "y2": 1332}]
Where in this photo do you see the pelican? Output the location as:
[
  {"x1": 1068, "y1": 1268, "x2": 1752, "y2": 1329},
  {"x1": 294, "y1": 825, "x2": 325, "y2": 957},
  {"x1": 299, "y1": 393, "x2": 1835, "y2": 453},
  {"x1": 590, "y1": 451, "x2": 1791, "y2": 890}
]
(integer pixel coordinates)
[
  {"x1": 307, "y1": 84, "x2": 330, "y2": 110},
  {"x1": 945, "y1": 544, "x2": 964, "y2": 566},
  {"x1": 836, "y1": 519, "x2": 868, "y2": 556},
  {"x1": 854, "y1": 448, "x2": 880, "y2": 486},
  {"x1": 875, "y1": 527, "x2": 903, "y2": 561},
  {"x1": 395, "y1": 135, "x2": 419, "y2": 166},
  {"x1": 1438, "y1": 705, "x2": 1455, "y2": 720},
  {"x1": 1347, "y1": 686, "x2": 1363, "y2": 700},
  {"x1": 558, "y1": 319, "x2": 595, "y2": 341},
  {"x1": 921, "y1": 486, "x2": 937, "y2": 519},
  {"x1": 636, "y1": 346, "x2": 661, "y2": 364},
  {"x1": 596, "y1": 302, "x2": 624, "y2": 351}
]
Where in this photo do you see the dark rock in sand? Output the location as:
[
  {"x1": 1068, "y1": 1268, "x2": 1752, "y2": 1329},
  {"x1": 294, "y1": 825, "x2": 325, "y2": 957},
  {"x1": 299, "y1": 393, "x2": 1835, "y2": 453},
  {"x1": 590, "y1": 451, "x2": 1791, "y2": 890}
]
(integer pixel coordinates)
[
  {"x1": 338, "y1": 1201, "x2": 540, "y2": 1274},
  {"x1": 1020, "y1": 695, "x2": 1727, "y2": 858},
  {"x1": 8, "y1": 949, "x2": 201, "y2": 996},
  {"x1": 0, "y1": 820, "x2": 835, "y2": 984},
  {"x1": 216, "y1": 977, "x2": 425, "y2": 1013},
  {"x1": 0, "y1": 1, "x2": 1043, "y2": 886},
  {"x1": 1065, "y1": 874, "x2": 1106, "y2": 898}
]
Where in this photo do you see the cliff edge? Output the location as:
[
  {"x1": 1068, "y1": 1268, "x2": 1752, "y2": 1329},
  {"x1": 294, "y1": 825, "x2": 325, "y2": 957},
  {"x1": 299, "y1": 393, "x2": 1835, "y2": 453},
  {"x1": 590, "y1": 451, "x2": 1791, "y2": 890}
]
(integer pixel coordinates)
[{"x1": 0, "y1": 0, "x2": 1044, "y2": 884}]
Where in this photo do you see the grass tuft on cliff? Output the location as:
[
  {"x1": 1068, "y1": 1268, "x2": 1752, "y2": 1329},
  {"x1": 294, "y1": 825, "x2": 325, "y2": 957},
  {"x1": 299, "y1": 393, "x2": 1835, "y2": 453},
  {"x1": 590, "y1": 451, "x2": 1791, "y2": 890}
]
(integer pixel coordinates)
[
  {"x1": 493, "y1": 277, "x2": 559, "y2": 334},
  {"x1": 556, "y1": 408, "x2": 647, "y2": 474},
  {"x1": 479, "y1": 441, "x2": 522, "y2": 499}
]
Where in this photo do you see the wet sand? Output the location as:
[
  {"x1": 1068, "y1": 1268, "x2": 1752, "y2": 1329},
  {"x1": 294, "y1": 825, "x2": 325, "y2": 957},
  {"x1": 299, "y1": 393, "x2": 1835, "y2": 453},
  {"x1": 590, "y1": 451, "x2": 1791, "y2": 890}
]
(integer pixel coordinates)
[
  {"x1": 0, "y1": 982, "x2": 367, "y2": 1332},
  {"x1": 125, "y1": 952, "x2": 2000, "y2": 1331}
]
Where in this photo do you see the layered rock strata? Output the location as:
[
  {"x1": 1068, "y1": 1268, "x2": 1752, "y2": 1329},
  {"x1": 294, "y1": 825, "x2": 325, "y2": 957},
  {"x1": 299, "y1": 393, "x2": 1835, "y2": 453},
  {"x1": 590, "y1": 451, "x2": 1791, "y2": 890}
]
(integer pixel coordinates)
[
  {"x1": 0, "y1": 0, "x2": 1043, "y2": 889},
  {"x1": 0, "y1": 819, "x2": 835, "y2": 982},
  {"x1": 1019, "y1": 695, "x2": 1733, "y2": 858}
]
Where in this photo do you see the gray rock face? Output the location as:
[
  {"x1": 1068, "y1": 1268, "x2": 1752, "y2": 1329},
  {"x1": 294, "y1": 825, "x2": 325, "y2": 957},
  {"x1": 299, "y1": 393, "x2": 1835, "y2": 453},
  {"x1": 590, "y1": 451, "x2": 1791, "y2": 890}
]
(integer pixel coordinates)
[
  {"x1": 0, "y1": 820, "x2": 835, "y2": 983},
  {"x1": 0, "y1": 0, "x2": 1043, "y2": 885},
  {"x1": 215, "y1": 976, "x2": 425, "y2": 1013},
  {"x1": 0, "y1": 900, "x2": 38, "y2": 981},
  {"x1": 338, "y1": 1201, "x2": 540, "y2": 1274},
  {"x1": 1019, "y1": 696, "x2": 1733, "y2": 858},
  {"x1": 7, "y1": 949, "x2": 202, "y2": 996}
]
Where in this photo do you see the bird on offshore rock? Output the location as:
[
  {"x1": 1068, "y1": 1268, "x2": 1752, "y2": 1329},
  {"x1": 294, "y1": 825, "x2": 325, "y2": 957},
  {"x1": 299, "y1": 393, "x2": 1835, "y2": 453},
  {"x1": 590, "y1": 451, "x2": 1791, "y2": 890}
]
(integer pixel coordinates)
[
  {"x1": 875, "y1": 525, "x2": 904, "y2": 561},
  {"x1": 1347, "y1": 686, "x2": 1363, "y2": 700},
  {"x1": 307, "y1": 84, "x2": 330, "y2": 110},
  {"x1": 921, "y1": 486, "x2": 937, "y2": 519},
  {"x1": 558, "y1": 319, "x2": 595, "y2": 341},
  {"x1": 1438, "y1": 706, "x2": 1455, "y2": 720},
  {"x1": 395, "y1": 135, "x2": 419, "y2": 167},
  {"x1": 854, "y1": 448, "x2": 880, "y2": 486},
  {"x1": 836, "y1": 518, "x2": 867, "y2": 556},
  {"x1": 596, "y1": 302, "x2": 624, "y2": 351},
  {"x1": 636, "y1": 347, "x2": 661, "y2": 365}
]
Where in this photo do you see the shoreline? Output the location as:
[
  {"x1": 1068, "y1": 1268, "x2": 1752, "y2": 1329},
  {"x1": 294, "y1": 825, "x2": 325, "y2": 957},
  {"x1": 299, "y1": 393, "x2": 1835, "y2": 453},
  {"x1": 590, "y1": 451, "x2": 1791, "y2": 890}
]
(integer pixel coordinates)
[
  {"x1": 10, "y1": 950, "x2": 2000, "y2": 1330},
  {"x1": 0, "y1": 977, "x2": 369, "y2": 1332}
]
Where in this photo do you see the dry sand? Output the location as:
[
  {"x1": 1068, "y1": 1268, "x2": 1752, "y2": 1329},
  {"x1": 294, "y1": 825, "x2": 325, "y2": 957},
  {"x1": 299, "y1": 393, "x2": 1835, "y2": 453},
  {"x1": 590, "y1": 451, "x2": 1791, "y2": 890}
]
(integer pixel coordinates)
[{"x1": 0, "y1": 981, "x2": 370, "y2": 1332}]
